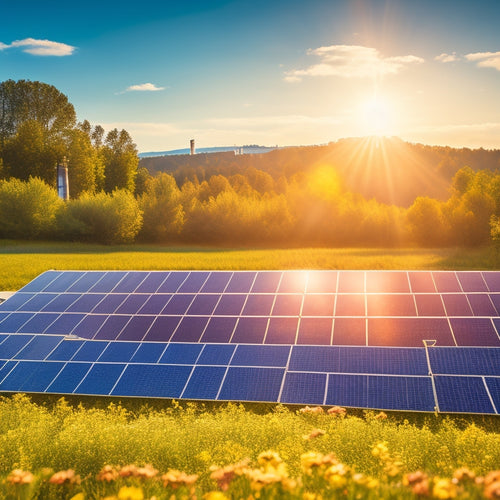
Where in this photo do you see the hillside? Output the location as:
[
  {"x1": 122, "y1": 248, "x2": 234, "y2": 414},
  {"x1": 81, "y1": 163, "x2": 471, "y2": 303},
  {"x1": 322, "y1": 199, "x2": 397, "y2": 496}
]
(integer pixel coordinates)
[{"x1": 139, "y1": 137, "x2": 500, "y2": 207}]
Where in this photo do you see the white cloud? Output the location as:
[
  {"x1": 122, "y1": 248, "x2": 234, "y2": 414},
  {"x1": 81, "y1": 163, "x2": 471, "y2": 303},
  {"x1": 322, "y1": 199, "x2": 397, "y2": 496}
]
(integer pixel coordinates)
[
  {"x1": 125, "y1": 83, "x2": 165, "y2": 92},
  {"x1": 465, "y1": 51, "x2": 500, "y2": 71},
  {"x1": 284, "y1": 45, "x2": 424, "y2": 82},
  {"x1": 3, "y1": 38, "x2": 76, "y2": 56},
  {"x1": 435, "y1": 52, "x2": 459, "y2": 63}
]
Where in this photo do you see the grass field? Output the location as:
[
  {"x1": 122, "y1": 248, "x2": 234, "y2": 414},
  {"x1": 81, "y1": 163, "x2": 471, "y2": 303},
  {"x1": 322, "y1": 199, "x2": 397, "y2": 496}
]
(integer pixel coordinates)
[{"x1": 1, "y1": 240, "x2": 499, "y2": 290}]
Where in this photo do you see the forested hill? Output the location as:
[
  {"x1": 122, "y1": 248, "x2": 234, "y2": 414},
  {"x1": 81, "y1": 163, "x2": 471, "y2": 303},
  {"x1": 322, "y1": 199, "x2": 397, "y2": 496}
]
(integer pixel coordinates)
[{"x1": 140, "y1": 137, "x2": 500, "y2": 207}]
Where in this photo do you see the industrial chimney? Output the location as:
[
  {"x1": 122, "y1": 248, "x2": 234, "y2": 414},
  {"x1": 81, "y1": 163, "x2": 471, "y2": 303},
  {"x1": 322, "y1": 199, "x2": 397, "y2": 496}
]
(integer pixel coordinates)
[
  {"x1": 190, "y1": 139, "x2": 195, "y2": 155},
  {"x1": 57, "y1": 157, "x2": 69, "y2": 201}
]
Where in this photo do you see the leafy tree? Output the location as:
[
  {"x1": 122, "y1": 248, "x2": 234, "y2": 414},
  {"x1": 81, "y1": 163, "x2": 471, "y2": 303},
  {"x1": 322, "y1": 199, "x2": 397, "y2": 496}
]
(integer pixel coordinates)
[
  {"x1": 407, "y1": 197, "x2": 449, "y2": 246},
  {"x1": 66, "y1": 128, "x2": 99, "y2": 197},
  {"x1": 103, "y1": 128, "x2": 139, "y2": 193}
]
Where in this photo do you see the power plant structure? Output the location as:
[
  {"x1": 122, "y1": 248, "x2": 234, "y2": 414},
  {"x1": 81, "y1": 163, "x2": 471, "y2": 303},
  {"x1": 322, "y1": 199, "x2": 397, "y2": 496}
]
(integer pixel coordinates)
[{"x1": 190, "y1": 139, "x2": 195, "y2": 155}]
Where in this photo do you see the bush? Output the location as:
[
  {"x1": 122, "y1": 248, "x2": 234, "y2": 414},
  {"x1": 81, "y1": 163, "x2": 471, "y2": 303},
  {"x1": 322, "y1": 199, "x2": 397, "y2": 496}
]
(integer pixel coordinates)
[
  {"x1": 57, "y1": 189, "x2": 143, "y2": 244},
  {"x1": 0, "y1": 177, "x2": 63, "y2": 239}
]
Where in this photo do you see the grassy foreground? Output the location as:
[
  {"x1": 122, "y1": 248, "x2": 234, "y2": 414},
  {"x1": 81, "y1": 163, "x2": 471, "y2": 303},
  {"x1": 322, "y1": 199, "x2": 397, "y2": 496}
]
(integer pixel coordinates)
[
  {"x1": 1, "y1": 240, "x2": 499, "y2": 290},
  {"x1": 0, "y1": 395, "x2": 499, "y2": 499}
]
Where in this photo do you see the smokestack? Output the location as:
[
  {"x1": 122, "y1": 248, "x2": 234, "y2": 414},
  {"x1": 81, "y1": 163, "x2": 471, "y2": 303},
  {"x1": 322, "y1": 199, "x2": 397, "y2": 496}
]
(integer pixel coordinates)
[
  {"x1": 57, "y1": 156, "x2": 69, "y2": 201},
  {"x1": 190, "y1": 139, "x2": 195, "y2": 155}
]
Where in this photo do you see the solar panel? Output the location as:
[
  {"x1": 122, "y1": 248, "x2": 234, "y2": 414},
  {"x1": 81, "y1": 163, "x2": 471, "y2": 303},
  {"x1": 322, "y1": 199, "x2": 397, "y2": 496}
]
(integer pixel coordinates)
[{"x1": 2, "y1": 270, "x2": 500, "y2": 414}]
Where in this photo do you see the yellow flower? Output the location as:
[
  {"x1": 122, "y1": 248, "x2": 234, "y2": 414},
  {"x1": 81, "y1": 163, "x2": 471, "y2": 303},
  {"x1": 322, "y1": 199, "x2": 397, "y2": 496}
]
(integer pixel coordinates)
[
  {"x1": 161, "y1": 469, "x2": 198, "y2": 488},
  {"x1": 433, "y1": 478, "x2": 457, "y2": 499},
  {"x1": 203, "y1": 492, "x2": 229, "y2": 500},
  {"x1": 70, "y1": 494, "x2": 85, "y2": 500},
  {"x1": 117, "y1": 486, "x2": 144, "y2": 500}
]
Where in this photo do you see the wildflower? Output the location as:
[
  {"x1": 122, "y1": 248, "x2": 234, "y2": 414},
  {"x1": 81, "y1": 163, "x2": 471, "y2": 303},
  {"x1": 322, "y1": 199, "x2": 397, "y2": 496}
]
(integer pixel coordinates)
[
  {"x1": 374, "y1": 411, "x2": 387, "y2": 420},
  {"x1": 412, "y1": 478, "x2": 430, "y2": 496},
  {"x1": 204, "y1": 492, "x2": 229, "y2": 500},
  {"x1": 452, "y1": 467, "x2": 476, "y2": 484},
  {"x1": 324, "y1": 463, "x2": 349, "y2": 489},
  {"x1": 119, "y1": 465, "x2": 139, "y2": 478},
  {"x1": 484, "y1": 471, "x2": 500, "y2": 499},
  {"x1": 371, "y1": 442, "x2": 389, "y2": 459},
  {"x1": 70, "y1": 494, "x2": 85, "y2": 500},
  {"x1": 97, "y1": 465, "x2": 120, "y2": 482},
  {"x1": 404, "y1": 471, "x2": 428, "y2": 486},
  {"x1": 246, "y1": 468, "x2": 283, "y2": 491},
  {"x1": 303, "y1": 428, "x2": 326, "y2": 440},
  {"x1": 161, "y1": 469, "x2": 198, "y2": 489},
  {"x1": 136, "y1": 465, "x2": 158, "y2": 479},
  {"x1": 257, "y1": 451, "x2": 283, "y2": 469},
  {"x1": 327, "y1": 406, "x2": 346, "y2": 417},
  {"x1": 117, "y1": 486, "x2": 144, "y2": 500},
  {"x1": 49, "y1": 469, "x2": 81, "y2": 485},
  {"x1": 6, "y1": 469, "x2": 34, "y2": 485},
  {"x1": 210, "y1": 459, "x2": 250, "y2": 491},
  {"x1": 432, "y1": 478, "x2": 457, "y2": 499},
  {"x1": 299, "y1": 406, "x2": 324, "y2": 415},
  {"x1": 485, "y1": 472, "x2": 500, "y2": 486},
  {"x1": 301, "y1": 452, "x2": 337, "y2": 475}
]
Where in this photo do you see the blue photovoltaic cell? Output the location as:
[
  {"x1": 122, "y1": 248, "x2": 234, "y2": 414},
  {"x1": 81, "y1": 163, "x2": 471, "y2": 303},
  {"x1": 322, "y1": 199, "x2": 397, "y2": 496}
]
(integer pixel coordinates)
[
  {"x1": 93, "y1": 315, "x2": 131, "y2": 340},
  {"x1": 457, "y1": 272, "x2": 488, "y2": 293},
  {"x1": 162, "y1": 294, "x2": 194, "y2": 315},
  {"x1": 111, "y1": 364, "x2": 192, "y2": 397},
  {"x1": 414, "y1": 295, "x2": 446, "y2": 317},
  {"x1": 242, "y1": 294, "x2": 274, "y2": 316},
  {"x1": 442, "y1": 295, "x2": 473, "y2": 317},
  {"x1": 14, "y1": 335, "x2": 62, "y2": 360},
  {"x1": 130, "y1": 343, "x2": 166, "y2": 363},
  {"x1": 483, "y1": 272, "x2": 500, "y2": 292},
  {"x1": 44, "y1": 313, "x2": 85, "y2": 335},
  {"x1": 289, "y1": 346, "x2": 340, "y2": 372},
  {"x1": 76, "y1": 363, "x2": 126, "y2": 395},
  {"x1": 67, "y1": 272, "x2": 106, "y2": 293},
  {"x1": 0, "y1": 334, "x2": 34, "y2": 358},
  {"x1": 135, "y1": 273, "x2": 169, "y2": 293},
  {"x1": 92, "y1": 294, "x2": 128, "y2": 314},
  {"x1": 0, "y1": 293, "x2": 34, "y2": 311},
  {"x1": 98, "y1": 342, "x2": 140, "y2": 362},
  {"x1": 43, "y1": 272, "x2": 85, "y2": 293},
  {"x1": 429, "y1": 348, "x2": 500, "y2": 376},
  {"x1": 201, "y1": 317, "x2": 237, "y2": 343},
  {"x1": 435, "y1": 376, "x2": 495, "y2": 413},
  {"x1": 366, "y1": 271, "x2": 410, "y2": 293},
  {"x1": 178, "y1": 272, "x2": 210, "y2": 293},
  {"x1": 17, "y1": 293, "x2": 58, "y2": 312},
  {"x1": 265, "y1": 317, "x2": 298, "y2": 344},
  {"x1": 116, "y1": 295, "x2": 150, "y2": 315},
  {"x1": 490, "y1": 295, "x2": 500, "y2": 315},
  {"x1": 18, "y1": 313, "x2": 59, "y2": 334},
  {"x1": 0, "y1": 361, "x2": 64, "y2": 392},
  {"x1": 182, "y1": 366, "x2": 226, "y2": 399},
  {"x1": 200, "y1": 272, "x2": 232, "y2": 293},
  {"x1": 89, "y1": 272, "x2": 128, "y2": 293},
  {"x1": 72, "y1": 341, "x2": 109, "y2": 361},
  {"x1": 117, "y1": 315, "x2": 155, "y2": 341},
  {"x1": 272, "y1": 294, "x2": 302, "y2": 316},
  {"x1": 197, "y1": 344, "x2": 235, "y2": 365},
  {"x1": 332, "y1": 318, "x2": 366, "y2": 345},
  {"x1": 408, "y1": 272, "x2": 436, "y2": 293},
  {"x1": 187, "y1": 295, "x2": 219, "y2": 315},
  {"x1": 225, "y1": 272, "x2": 256, "y2": 293},
  {"x1": 280, "y1": 372, "x2": 326, "y2": 405},
  {"x1": 47, "y1": 362, "x2": 92, "y2": 393},
  {"x1": 160, "y1": 343, "x2": 203, "y2": 364},
  {"x1": 18, "y1": 271, "x2": 60, "y2": 293},
  {"x1": 47, "y1": 340, "x2": 85, "y2": 361},
  {"x1": 71, "y1": 315, "x2": 107, "y2": 339},
  {"x1": 451, "y1": 318, "x2": 500, "y2": 347},
  {"x1": 0, "y1": 361, "x2": 17, "y2": 383},
  {"x1": 366, "y1": 294, "x2": 416, "y2": 317},
  {"x1": 278, "y1": 272, "x2": 308, "y2": 293},
  {"x1": 231, "y1": 317, "x2": 268, "y2": 343},
  {"x1": 467, "y1": 295, "x2": 498, "y2": 317},
  {"x1": 113, "y1": 272, "x2": 147, "y2": 293},
  {"x1": 0, "y1": 312, "x2": 35, "y2": 332},
  {"x1": 367, "y1": 376, "x2": 434, "y2": 411},
  {"x1": 326, "y1": 374, "x2": 368, "y2": 407},
  {"x1": 251, "y1": 272, "x2": 281, "y2": 293},
  {"x1": 138, "y1": 295, "x2": 172, "y2": 315},
  {"x1": 297, "y1": 318, "x2": 332, "y2": 345},
  {"x1": 306, "y1": 271, "x2": 337, "y2": 293},
  {"x1": 486, "y1": 378, "x2": 500, "y2": 412},
  {"x1": 143, "y1": 316, "x2": 181, "y2": 342},
  {"x1": 67, "y1": 294, "x2": 106, "y2": 313},
  {"x1": 157, "y1": 272, "x2": 188, "y2": 293},
  {"x1": 218, "y1": 367, "x2": 284, "y2": 401},
  {"x1": 170, "y1": 316, "x2": 208, "y2": 342},
  {"x1": 231, "y1": 344, "x2": 290, "y2": 367},
  {"x1": 213, "y1": 295, "x2": 246, "y2": 316},
  {"x1": 41, "y1": 294, "x2": 81, "y2": 312},
  {"x1": 433, "y1": 272, "x2": 461, "y2": 293},
  {"x1": 301, "y1": 295, "x2": 335, "y2": 316}
]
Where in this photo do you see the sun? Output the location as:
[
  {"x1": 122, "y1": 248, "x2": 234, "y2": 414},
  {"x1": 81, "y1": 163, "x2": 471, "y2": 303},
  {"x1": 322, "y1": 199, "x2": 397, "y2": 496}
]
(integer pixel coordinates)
[{"x1": 358, "y1": 95, "x2": 394, "y2": 136}]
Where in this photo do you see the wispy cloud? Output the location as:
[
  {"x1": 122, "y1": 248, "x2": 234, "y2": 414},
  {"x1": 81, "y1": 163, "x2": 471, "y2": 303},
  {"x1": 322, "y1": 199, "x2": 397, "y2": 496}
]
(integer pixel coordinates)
[
  {"x1": 435, "y1": 52, "x2": 459, "y2": 63},
  {"x1": 284, "y1": 45, "x2": 424, "y2": 82},
  {"x1": 465, "y1": 51, "x2": 500, "y2": 71},
  {"x1": 125, "y1": 83, "x2": 165, "y2": 92},
  {"x1": 0, "y1": 38, "x2": 76, "y2": 56}
]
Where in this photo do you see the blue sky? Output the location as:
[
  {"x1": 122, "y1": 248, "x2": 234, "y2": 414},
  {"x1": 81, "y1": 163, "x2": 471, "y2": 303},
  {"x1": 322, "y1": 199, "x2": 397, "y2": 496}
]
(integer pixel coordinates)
[{"x1": 2, "y1": 0, "x2": 500, "y2": 152}]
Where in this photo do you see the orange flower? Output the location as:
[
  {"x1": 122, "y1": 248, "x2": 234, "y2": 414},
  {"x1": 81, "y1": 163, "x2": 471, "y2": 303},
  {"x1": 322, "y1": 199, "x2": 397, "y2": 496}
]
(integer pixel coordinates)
[
  {"x1": 485, "y1": 481, "x2": 500, "y2": 499},
  {"x1": 404, "y1": 471, "x2": 428, "y2": 486},
  {"x1": 210, "y1": 459, "x2": 250, "y2": 491},
  {"x1": 161, "y1": 469, "x2": 198, "y2": 489},
  {"x1": 49, "y1": 469, "x2": 80, "y2": 485},
  {"x1": 299, "y1": 406, "x2": 324, "y2": 415},
  {"x1": 303, "y1": 428, "x2": 326, "y2": 440},
  {"x1": 453, "y1": 467, "x2": 476, "y2": 484},
  {"x1": 374, "y1": 411, "x2": 387, "y2": 420},
  {"x1": 119, "y1": 465, "x2": 139, "y2": 478},
  {"x1": 97, "y1": 465, "x2": 120, "y2": 482},
  {"x1": 327, "y1": 406, "x2": 346, "y2": 416},
  {"x1": 6, "y1": 469, "x2": 34, "y2": 485}
]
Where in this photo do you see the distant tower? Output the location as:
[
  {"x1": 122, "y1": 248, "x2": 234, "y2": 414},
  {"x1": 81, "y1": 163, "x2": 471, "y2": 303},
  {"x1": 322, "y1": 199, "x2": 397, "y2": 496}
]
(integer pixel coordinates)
[
  {"x1": 190, "y1": 139, "x2": 195, "y2": 155},
  {"x1": 57, "y1": 156, "x2": 69, "y2": 201}
]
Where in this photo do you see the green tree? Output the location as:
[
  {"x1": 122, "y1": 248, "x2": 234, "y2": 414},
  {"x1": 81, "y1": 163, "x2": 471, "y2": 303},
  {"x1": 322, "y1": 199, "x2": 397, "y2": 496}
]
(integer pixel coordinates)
[
  {"x1": 66, "y1": 128, "x2": 99, "y2": 197},
  {"x1": 407, "y1": 196, "x2": 449, "y2": 246}
]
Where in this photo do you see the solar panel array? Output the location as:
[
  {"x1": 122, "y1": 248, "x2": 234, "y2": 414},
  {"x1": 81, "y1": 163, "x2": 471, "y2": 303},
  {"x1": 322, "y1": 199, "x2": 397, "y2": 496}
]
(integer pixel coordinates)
[{"x1": 1, "y1": 270, "x2": 499, "y2": 414}]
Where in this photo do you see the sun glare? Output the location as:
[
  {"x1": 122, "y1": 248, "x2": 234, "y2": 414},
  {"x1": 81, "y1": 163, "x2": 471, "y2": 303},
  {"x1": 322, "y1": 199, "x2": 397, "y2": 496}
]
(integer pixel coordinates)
[{"x1": 359, "y1": 96, "x2": 394, "y2": 136}]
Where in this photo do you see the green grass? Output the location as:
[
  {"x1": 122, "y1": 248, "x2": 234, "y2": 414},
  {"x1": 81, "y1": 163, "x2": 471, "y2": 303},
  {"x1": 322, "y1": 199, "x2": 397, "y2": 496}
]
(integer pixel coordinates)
[
  {"x1": 1, "y1": 240, "x2": 499, "y2": 290},
  {"x1": 0, "y1": 395, "x2": 499, "y2": 499}
]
